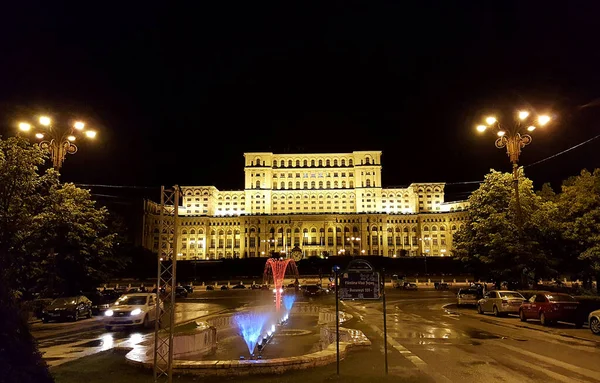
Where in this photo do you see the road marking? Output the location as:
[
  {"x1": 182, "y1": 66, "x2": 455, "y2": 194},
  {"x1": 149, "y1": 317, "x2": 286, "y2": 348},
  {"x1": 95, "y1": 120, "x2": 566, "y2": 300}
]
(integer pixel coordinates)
[
  {"x1": 343, "y1": 301, "x2": 453, "y2": 383},
  {"x1": 496, "y1": 342, "x2": 600, "y2": 381},
  {"x1": 506, "y1": 356, "x2": 587, "y2": 383}
]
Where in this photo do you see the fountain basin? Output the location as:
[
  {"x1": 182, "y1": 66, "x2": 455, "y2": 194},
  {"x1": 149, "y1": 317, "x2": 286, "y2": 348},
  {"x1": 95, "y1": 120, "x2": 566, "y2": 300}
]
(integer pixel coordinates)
[{"x1": 125, "y1": 303, "x2": 370, "y2": 376}]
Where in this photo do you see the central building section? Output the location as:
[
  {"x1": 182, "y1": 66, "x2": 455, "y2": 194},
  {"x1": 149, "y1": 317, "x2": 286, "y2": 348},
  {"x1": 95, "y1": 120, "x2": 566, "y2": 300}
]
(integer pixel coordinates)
[{"x1": 245, "y1": 151, "x2": 385, "y2": 215}]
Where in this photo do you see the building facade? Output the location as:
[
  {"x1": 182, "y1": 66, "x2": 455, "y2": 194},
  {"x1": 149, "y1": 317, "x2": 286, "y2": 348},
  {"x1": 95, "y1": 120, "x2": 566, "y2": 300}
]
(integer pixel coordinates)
[{"x1": 141, "y1": 151, "x2": 469, "y2": 260}]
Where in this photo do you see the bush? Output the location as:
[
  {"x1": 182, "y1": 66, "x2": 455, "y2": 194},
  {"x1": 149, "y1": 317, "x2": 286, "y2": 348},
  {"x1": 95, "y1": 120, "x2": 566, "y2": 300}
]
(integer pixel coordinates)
[{"x1": 0, "y1": 284, "x2": 54, "y2": 383}]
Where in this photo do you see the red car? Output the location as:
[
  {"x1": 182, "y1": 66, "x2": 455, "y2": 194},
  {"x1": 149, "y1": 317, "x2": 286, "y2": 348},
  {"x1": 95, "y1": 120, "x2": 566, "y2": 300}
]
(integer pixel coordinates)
[{"x1": 519, "y1": 292, "x2": 582, "y2": 327}]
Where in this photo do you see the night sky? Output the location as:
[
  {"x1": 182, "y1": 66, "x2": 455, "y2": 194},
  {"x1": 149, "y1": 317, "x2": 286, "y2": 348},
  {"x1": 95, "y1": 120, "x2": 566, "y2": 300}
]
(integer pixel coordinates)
[{"x1": 1, "y1": 1, "x2": 600, "y2": 201}]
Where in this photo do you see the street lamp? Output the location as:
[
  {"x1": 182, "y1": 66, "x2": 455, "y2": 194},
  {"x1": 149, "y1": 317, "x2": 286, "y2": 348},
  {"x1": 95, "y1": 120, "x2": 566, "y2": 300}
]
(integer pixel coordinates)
[
  {"x1": 346, "y1": 236, "x2": 361, "y2": 256},
  {"x1": 476, "y1": 110, "x2": 552, "y2": 224},
  {"x1": 262, "y1": 238, "x2": 276, "y2": 257},
  {"x1": 17, "y1": 115, "x2": 98, "y2": 171}
]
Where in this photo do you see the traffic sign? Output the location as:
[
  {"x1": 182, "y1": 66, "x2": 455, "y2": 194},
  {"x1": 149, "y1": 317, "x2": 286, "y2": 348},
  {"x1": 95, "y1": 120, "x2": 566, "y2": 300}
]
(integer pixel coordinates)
[{"x1": 339, "y1": 271, "x2": 380, "y2": 300}]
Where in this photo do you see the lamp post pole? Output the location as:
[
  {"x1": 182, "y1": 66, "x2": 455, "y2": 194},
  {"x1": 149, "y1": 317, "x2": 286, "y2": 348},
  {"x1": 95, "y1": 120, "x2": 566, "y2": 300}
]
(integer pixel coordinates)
[{"x1": 476, "y1": 112, "x2": 551, "y2": 226}]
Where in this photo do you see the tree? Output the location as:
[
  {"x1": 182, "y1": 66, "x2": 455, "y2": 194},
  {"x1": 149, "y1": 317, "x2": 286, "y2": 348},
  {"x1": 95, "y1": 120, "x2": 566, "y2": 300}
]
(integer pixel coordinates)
[
  {"x1": 0, "y1": 136, "x2": 121, "y2": 297},
  {"x1": 453, "y1": 169, "x2": 560, "y2": 286},
  {"x1": 0, "y1": 136, "x2": 54, "y2": 297},
  {"x1": 27, "y1": 183, "x2": 120, "y2": 295},
  {"x1": 555, "y1": 169, "x2": 600, "y2": 292}
]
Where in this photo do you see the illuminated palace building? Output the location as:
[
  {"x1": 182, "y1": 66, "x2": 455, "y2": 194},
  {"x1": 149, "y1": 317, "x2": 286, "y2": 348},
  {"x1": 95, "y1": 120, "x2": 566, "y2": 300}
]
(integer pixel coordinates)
[{"x1": 142, "y1": 151, "x2": 469, "y2": 260}]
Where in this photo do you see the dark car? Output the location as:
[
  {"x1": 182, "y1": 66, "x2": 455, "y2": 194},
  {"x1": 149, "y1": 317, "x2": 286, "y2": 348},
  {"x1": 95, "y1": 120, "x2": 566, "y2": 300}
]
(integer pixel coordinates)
[
  {"x1": 519, "y1": 292, "x2": 582, "y2": 327},
  {"x1": 206, "y1": 285, "x2": 215, "y2": 291},
  {"x1": 183, "y1": 284, "x2": 194, "y2": 294},
  {"x1": 220, "y1": 285, "x2": 230, "y2": 290},
  {"x1": 303, "y1": 285, "x2": 325, "y2": 297},
  {"x1": 435, "y1": 282, "x2": 449, "y2": 290},
  {"x1": 41, "y1": 295, "x2": 93, "y2": 323},
  {"x1": 175, "y1": 286, "x2": 188, "y2": 298},
  {"x1": 85, "y1": 290, "x2": 120, "y2": 316},
  {"x1": 232, "y1": 284, "x2": 246, "y2": 289}
]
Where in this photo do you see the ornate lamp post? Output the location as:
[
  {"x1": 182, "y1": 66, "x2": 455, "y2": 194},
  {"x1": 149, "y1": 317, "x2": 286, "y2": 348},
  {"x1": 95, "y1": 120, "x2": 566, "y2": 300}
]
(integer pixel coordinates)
[
  {"x1": 346, "y1": 236, "x2": 361, "y2": 256},
  {"x1": 18, "y1": 115, "x2": 97, "y2": 171},
  {"x1": 476, "y1": 111, "x2": 551, "y2": 224}
]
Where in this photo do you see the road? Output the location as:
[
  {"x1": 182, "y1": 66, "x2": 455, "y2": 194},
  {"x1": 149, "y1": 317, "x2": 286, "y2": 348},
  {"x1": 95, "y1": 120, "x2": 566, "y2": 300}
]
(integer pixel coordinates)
[
  {"x1": 342, "y1": 288, "x2": 600, "y2": 383},
  {"x1": 38, "y1": 287, "x2": 600, "y2": 382},
  {"x1": 33, "y1": 292, "x2": 261, "y2": 367}
]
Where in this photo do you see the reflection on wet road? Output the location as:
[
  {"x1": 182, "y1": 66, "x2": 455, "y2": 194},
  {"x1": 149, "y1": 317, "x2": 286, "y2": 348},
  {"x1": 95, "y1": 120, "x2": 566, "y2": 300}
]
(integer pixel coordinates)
[
  {"x1": 34, "y1": 300, "x2": 228, "y2": 367},
  {"x1": 343, "y1": 291, "x2": 600, "y2": 383}
]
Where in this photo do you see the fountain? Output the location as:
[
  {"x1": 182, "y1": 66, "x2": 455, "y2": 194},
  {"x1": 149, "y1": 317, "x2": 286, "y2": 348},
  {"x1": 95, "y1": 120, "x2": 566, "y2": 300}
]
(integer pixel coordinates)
[
  {"x1": 283, "y1": 294, "x2": 296, "y2": 312},
  {"x1": 233, "y1": 312, "x2": 271, "y2": 355},
  {"x1": 263, "y1": 257, "x2": 299, "y2": 311},
  {"x1": 124, "y1": 255, "x2": 371, "y2": 376}
]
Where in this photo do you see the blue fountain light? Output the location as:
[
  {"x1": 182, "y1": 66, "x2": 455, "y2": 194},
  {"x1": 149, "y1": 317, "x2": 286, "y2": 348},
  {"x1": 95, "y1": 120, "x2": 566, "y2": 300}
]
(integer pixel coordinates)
[
  {"x1": 283, "y1": 294, "x2": 296, "y2": 312},
  {"x1": 233, "y1": 312, "x2": 271, "y2": 355}
]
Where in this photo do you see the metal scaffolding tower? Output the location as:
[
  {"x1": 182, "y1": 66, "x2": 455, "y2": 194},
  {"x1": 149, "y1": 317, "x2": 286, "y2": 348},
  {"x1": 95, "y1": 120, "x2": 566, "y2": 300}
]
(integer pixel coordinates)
[{"x1": 153, "y1": 185, "x2": 180, "y2": 383}]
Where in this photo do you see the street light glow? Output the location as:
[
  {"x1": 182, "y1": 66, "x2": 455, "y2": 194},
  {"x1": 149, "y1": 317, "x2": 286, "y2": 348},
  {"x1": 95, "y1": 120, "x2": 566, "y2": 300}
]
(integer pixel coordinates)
[
  {"x1": 476, "y1": 125, "x2": 487, "y2": 132},
  {"x1": 497, "y1": 131, "x2": 505, "y2": 137},
  {"x1": 527, "y1": 125, "x2": 536, "y2": 132},
  {"x1": 485, "y1": 116, "x2": 497, "y2": 125},
  {"x1": 518, "y1": 111, "x2": 529, "y2": 120},
  {"x1": 538, "y1": 115, "x2": 551, "y2": 126},
  {"x1": 85, "y1": 130, "x2": 97, "y2": 138},
  {"x1": 35, "y1": 133, "x2": 44, "y2": 139},
  {"x1": 67, "y1": 135, "x2": 76, "y2": 141},
  {"x1": 39, "y1": 116, "x2": 51, "y2": 126},
  {"x1": 74, "y1": 121, "x2": 85, "y2": 130},
  {"x1": 18, "y1": 122, "x2": 31, "y2": 131}
]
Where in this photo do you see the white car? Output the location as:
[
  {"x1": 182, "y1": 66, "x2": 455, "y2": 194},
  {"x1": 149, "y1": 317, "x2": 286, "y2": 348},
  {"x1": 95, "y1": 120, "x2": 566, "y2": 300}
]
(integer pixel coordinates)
[
  {"x1": 104, "y1": 293, "x2": 162, "y2": 330},
  {"x1": 589, "y1": 309, "x2": 600, "y2": 335},
  {"x1": 457, "y1": 288, "x2": 480, "y2": 306},
  {"x1": 477, "y1": 290, "x2": 525, "y2": 316}
]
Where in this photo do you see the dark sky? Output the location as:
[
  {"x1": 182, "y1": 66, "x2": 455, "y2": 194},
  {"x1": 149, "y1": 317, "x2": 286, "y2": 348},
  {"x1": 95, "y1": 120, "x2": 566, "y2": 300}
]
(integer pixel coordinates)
[{"x1": 1, "y1": 1, "x2": 600, "y2": 201}]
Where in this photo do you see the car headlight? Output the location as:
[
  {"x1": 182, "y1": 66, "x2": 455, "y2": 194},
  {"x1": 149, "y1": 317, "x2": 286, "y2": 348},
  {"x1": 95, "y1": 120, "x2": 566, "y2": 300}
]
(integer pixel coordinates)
[
  {"x1": 105, "y1": 310, "x2": 114, "y2": 317},
  {"x1": 131, "y1": 308, "x2": 142, "y2": 316}
]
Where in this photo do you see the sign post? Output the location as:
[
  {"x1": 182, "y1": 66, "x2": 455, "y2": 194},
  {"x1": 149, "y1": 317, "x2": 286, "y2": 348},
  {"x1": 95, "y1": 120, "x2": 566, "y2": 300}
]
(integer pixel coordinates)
[
  {"x1": 332, "y1": 265, "x2": 341, "y2": 375},
  {"x1": 382, "y1": 268, "x2": 388, "y2": 375},
  {"x1": 336, "y1": 259, "x2": 388, "y2": 375}
]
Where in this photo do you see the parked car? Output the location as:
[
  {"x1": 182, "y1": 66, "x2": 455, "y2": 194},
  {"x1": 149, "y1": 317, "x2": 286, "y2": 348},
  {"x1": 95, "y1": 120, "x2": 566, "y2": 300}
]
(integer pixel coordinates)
[
  {"x1": 206, "y1": 285, "x2": 215, "y2": 291},
  {"x1": 104, "y1": 293, "x2": 162, "y2": 330},
  {"x1": 519, "y1": 292, "x2": 582, "y2": 327},
  {"x1": 435, "y1": 282, "x2": 450, "y2": 290},
  {"x1": 477, "y1": 290, "x2": 526, "y2": 316},
  {"x1": 403, "y1": 282, "x2": 418, "y2": 290},
  {"x1": 182, "y1": 284, "x2": 194, "y2": 294},
  {"x1": 232, "y1": 284, "x2": 246, "y2": 289},
  {"x1": 175, "y1": 286, "x2": 188, "y2": 298},
  {"x1": 86, "y1": 290, "x2": 121, "y2": 316},
  {"x1": 588, "y1": 309, "x2": 600, "y2": 335},
  {"x1": 457, "y1": 288, "x2": 481, "y2": 306},
  {"x1": 41, "y1": 295, "x2": 93, "y2": 323},
  {"x1": 303, "y1": 285, "x2": 325, "y2": 297},
  {"x1": 220, "y1": 285, "x2": 229, "y2": 290}
]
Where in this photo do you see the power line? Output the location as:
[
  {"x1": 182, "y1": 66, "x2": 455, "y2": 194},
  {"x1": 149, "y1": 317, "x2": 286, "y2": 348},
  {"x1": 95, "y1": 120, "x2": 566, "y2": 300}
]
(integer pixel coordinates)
[
  {"x1": 75, "y1": 183, "x2": 158, "y2": 189},
  {"x1": 446, "y1": 180, "x2": 483, "y2": 185},
  {"x1": 524, "y1": 132, "x2": 600, "y2": 169}
]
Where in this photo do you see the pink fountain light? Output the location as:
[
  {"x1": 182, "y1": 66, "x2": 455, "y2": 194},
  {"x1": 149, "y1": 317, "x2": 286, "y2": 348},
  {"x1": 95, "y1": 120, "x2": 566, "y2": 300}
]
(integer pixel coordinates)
[{"x1": 263, "y1": 258, "x2": 299, "y2": 311}]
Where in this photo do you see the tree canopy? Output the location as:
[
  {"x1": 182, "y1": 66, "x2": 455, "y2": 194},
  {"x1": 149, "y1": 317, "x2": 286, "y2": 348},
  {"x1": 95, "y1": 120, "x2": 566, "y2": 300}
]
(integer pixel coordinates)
[
  {"x1": 454, "y1": 167, "x2": 600, "y2": 290},
  {"x1": 0, "y1": 136, "x2": 122, "y2": 298}
]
